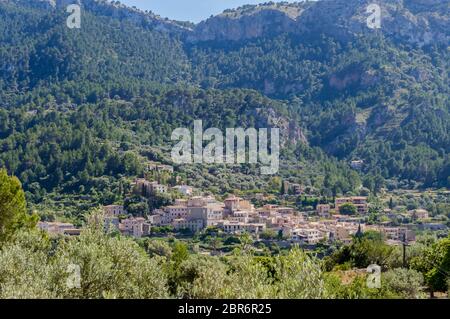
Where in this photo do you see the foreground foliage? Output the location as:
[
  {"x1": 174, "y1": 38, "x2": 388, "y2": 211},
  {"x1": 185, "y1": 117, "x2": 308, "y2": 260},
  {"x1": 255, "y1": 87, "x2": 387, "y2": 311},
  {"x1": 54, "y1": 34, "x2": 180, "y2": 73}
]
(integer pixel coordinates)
[{"x1": 1, "y1": 224, "x2": 446, "y2": 299}]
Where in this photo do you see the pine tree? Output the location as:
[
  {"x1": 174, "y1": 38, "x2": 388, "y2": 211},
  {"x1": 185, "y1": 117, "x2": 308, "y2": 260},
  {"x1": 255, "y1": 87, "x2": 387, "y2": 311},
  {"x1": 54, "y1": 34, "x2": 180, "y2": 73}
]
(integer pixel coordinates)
[{"x1": 0, "y1": 169, "x2": 37, "y2": 243}]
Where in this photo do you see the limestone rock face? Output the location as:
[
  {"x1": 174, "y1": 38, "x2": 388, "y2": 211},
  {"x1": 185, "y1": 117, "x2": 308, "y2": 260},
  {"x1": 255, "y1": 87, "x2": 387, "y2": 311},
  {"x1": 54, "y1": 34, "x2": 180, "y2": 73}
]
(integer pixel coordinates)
[
  {"x1": 252, "y1": 107, "x2": 308, "y2": 147},
  {"x1": 189, "y1": 8, "x2": 300, "y2": 42},
  {"x1": 187, "y1": 0, "x2": 449, "y2": 47},
  {"x1": 9, "y1": 0, "x2": 447, "y2": 46}
]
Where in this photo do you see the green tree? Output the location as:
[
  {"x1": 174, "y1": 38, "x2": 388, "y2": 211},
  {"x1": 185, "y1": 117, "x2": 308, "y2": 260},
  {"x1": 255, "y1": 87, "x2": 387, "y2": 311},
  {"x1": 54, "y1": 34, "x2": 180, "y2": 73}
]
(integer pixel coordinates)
[
  {"x1": 0, "y1": 169, "x2": 37, "y2": 243},
  {"x1": 273, "y1": 247, "x2": 327, "y2": 298},
  {"x1": 325, "y1": 231, "x2": 394, "y2": 270},
  {"x1": 339, "y1": 203, "x2": 357, "y2": 215},
  {"x1": 389, "y1": 197, "x2": 394, "y2": 209},
  {"x1": 141, "y1": 238, "x2": 173, "y2": 258},
  {"x1": 411, "y1": 236, "x2": 450, "y2": 296},
  {"x1": 0, "y1": 224, "x2": 169, "y2": 299},
  {"x1": 260, "y1": 229, "x2": 277, "y2": 240},
  {"x1": 0, "y1": 230, "x2": 56, "y2": 298},
  {"x1": 382, "y1": 268, "x2": 425, "y2": 299},
  {"x1": 175, "y1": 255, "x2": 230, "y2": 298}
]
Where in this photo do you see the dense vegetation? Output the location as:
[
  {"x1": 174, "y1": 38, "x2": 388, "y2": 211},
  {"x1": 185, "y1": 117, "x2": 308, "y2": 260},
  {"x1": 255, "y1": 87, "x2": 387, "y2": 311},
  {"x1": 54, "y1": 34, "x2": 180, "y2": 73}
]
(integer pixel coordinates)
[
  {"x1": 0, "y1": 171, "x2": 449, "y2": 299},
  {"x1": 0, "y1": 169, "x2": 37, "y2": 242},
  {"x1": 0, "y1": 2, "x2": 448, "y2": 221},
  {"x1": 188, "y1": 32, "x2": 449, "y2": 187}
]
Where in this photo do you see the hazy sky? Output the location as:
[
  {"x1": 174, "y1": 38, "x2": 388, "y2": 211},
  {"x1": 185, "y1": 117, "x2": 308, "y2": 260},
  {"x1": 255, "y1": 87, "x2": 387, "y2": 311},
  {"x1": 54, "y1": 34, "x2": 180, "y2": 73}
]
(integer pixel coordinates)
[{"x1": 121, "y1": 0, "x2": 297, "y2": 23}]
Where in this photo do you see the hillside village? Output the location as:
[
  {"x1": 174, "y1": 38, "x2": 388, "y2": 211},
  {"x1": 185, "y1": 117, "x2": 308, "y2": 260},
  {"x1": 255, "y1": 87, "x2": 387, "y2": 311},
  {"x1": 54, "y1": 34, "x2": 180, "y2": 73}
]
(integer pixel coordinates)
[
  {"x1": 0, "y1": 0, "x2": 449, "y2": 301},
  {"x1": 38, "y1": 163, "x2": 448, "y2": 251}
]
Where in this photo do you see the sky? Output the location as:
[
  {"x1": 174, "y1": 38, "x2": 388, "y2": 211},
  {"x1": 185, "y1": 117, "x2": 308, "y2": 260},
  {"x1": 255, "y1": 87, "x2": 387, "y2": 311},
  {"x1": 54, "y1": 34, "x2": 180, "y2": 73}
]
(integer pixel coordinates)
[{"x1": 121, "y1": 0, "x2": 297, "y2": 23}]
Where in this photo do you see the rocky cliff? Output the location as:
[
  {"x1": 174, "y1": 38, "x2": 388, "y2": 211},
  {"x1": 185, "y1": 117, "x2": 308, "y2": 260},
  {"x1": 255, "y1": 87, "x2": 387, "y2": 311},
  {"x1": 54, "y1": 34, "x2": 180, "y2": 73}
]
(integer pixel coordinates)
[
  {"x1": 188, "y1": 0, "x2": 449, "y2": 47},
  {"x1": 8, "y1": 0, "x2": 447, "y2": 47}
]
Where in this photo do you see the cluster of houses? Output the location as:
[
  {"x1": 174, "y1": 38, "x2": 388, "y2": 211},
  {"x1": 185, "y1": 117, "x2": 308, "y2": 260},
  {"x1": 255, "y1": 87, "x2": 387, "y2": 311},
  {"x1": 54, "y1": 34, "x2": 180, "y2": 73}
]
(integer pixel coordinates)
[
  {"x1": 384, "y1": 208, "x2": 431, "y2": 221},
  {"x1": 133, "y1": 178, "x2": 168, "y2": 196},
  {"x1": 37, "y1": 176, "x2": 445, "y2": 247},
  {"x1": 315, "y1": 196, "x2": 369, "y2": 218},
  {"x1": 132, "y1": 178, "x2": 194, "y2": 197},
  {"x1": 94, "y1": 192, "x2": 415, "y2": 245},
  {"x1": 108, "y1": 196, "x2": 281, "y2": 239},
  {"x1": 282, "y1": 215, "x2": 415, "y2": 245}
]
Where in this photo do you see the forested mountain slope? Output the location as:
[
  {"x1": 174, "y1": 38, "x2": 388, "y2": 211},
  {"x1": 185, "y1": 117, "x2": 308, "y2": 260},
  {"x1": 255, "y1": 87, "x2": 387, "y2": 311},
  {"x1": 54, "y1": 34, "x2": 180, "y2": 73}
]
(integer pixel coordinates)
[
  {"x1": 0, "y1": 0, "x2": 448, "y2": 213},
  {"x1": 186, "y1": 0, "x2": 449, "y2": 187}
]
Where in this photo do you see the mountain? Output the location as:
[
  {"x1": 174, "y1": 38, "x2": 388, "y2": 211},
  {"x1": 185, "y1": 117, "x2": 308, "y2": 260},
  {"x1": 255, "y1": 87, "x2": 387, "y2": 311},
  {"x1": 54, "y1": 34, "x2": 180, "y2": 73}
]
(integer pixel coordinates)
[
  {"x1": 2, "y1": 0, "x2": 192, "y2": 30},
  {"x1": 0, "y1": 0, "x2": 192, "y2": 95},
  {"x1": 185, "y1": 0, "x2": 449, "y2": 187},
  {"x1": 189, "y1": 0, "x2": 449, "y2": 45},
  {"x1": 0, "y1": 0, "x2": 448, "y2": 214}
]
